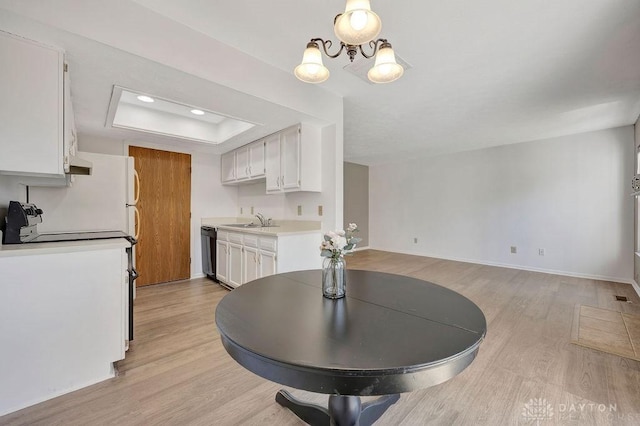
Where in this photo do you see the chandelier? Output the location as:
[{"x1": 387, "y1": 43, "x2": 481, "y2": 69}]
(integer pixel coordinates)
[{"x1": 294, "y1": 0, "x2": 404, "y2": 84}]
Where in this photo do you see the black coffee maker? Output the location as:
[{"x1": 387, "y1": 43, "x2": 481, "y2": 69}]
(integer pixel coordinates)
[{"x1": 2, "y1": 201, "x2": 43, "y2": 244}]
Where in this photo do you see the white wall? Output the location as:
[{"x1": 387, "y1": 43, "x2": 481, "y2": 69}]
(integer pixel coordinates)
[
  {"x1": 370, "y1": 126, "x2": 635, "y2": 283},
  {"x1": 0, "y1": 176, "x2": 27, "y2": 207},
  {"x1": 78, "y1": 133, "x2": 239, "y2": 278}
]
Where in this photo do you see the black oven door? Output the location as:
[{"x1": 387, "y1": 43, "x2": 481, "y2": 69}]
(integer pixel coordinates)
[{"x1": 126, "y1": 245, "x2": 139, "y2": 341}]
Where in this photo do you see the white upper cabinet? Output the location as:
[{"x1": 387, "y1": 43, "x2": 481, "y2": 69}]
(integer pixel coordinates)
[
  {"x1": 234, "y1": 140, "x2": 264, "y2": 180},
  {"x1": 235, "y1": 146, "x2": 249, "y2": 181},
  {"x1": 280, "y1": 125, "x2": 302, "y2": 191},
  {"x1": 63, "y1": 60, "x2": 77, "y2": 173},
  {"x1": 221, "y1": 123, "x2": 320, "y2": 193},
  {"x1": 265, "y1": 133, "x2": 281, "y2": 192},
  {"x1": 221, "y1": 151, "x2": 236, "y2": 183},
  {"x1": 0, "y1": 31, "x2": 65, "y2": 176},
  {"x1": 266, "y1": 124, "x2": 321, "y2": 194},
  {"x1": 248, "y1": 139, "x2": 266, "y2": 178}
]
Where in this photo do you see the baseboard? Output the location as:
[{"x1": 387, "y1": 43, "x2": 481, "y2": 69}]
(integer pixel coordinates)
[
  {"x1": 191, "y1": 272, "x2": 205, "y2": 279},
  {"x1": 353, "y1": 246, "x2": 370, "y2": 252},
  {"x1": 632, "y1": 281, "x2": 640, "y2": 298},
  {"x1": 366, "y1": 247, "x2": 634, "y2": 285}
]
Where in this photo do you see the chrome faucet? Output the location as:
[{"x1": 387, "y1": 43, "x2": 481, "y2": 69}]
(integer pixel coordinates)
[{"x1": 255, "y1": 213, "x2": 267, "y2": 227}]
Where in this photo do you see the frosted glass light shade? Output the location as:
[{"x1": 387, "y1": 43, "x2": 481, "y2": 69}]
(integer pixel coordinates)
[
  {"x1": 334, "y1": 0, "x2": 381, "y2": 45},
  {"x1": 294, "y1": 44, "x2": 330, "y2": 83},
  {"x1": 367, "y1": 45, "x2": 404, "y2": 83}
]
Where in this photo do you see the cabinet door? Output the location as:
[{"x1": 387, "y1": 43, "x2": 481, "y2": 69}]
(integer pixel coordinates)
[
  {"x1": 280, "y1": 126, "x2": 301, "y2": 190},
  {"x1": 248, "y1": 140, "x2": 265, "y2": 178},
  {"x1": 63, "y1": 61, "x2": 77, "y2": 173},
  {"x1": 0, "y1": 32, "x2": 64, "y2": 176},
  {"x1": 243, "y1": 246, "x2": 260, "y2": 284},
  {"x1": 265, "y1": 133, "x2": 282, "y2": 192},
  {"x1": 221, "y1": 151, "x2": 236, "y2": 183},
  {"x1": 235, "y1": 146, "x2": 249, "y2": 180},
  {"x1": 228, "y1": 242, "x2": 243, "y2": 288},
  {"x1": 259, "y1": 250, "x2": 277, "y2": 278},
  {"x1": 215, "y1": 240, "x2": 228, "y2": 283}
]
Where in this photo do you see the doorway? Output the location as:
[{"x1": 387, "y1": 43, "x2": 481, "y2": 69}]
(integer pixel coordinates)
[{"x1": 129, "y1": 146, "x2": 191, "y2": 286}]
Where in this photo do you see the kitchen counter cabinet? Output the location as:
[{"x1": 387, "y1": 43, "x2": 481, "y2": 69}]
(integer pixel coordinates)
[
  {"x1": 0, "y1": 240, "x2": 129, "y2": 416},
  {"x1": 228, "y1": 232, "x2": 244, "y2": 288},
  {"x1": 243, "y1": 234, "x2": 277, "y2": 284},
  {"x1": 215, "y1": 228, "x2": 320, "y2": 288}
]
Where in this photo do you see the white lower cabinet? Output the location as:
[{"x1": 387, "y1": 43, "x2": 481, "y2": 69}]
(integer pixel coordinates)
[
  {"x1": 243, "y1": 245, "x2": 260, "y2": 284},
  {"x1": 215, "y1": 235, "x2": 229, "y2": 283},
  {"x1": 0, "y1": 242, "x2": 129, "y2": 416},
  {"x1": 216, "y1": 230, "x2": 244, "y2": 286},
  {"x1": 228, "y1": 241, "x2": 243, "y2": 288},
  {"x1": 258, "y1": 250, "x2": 277, "y2": 277},
  {"x1": 216, "y1": 229, "x2": 319, "y2": 288},
  {"x1": 242, "y1": 234, "x2": 276, "y2": 285}
]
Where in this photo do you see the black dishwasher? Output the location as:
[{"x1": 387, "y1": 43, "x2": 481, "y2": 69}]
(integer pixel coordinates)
[{"x1": 201, "y1": 226, "x2": 218, "y2": 281}]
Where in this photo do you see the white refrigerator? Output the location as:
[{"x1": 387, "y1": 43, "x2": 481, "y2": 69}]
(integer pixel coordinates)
[{"x1": 29, "y1": 151, "x2": 139, "y2": 237}]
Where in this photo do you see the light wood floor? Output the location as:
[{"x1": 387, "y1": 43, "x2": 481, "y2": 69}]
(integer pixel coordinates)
[{"x1": 3, "y1": 250, "x2": 640, "y2": 425}]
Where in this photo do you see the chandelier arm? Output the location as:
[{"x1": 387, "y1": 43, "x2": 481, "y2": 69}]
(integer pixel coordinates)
[
  {"x1": 311, "y1": 38, "x2": 346, "y2": 59},
  {"x1": 359, "y1": 38, "x2": 388, "y2": 59}
]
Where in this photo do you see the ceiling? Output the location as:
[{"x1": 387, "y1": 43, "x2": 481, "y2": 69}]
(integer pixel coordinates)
[{"x1": 1, "y1": 0, "x2": 640, "y2": 165}]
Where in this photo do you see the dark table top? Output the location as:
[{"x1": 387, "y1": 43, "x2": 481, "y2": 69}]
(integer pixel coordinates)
[{"x1": 215, "y1": 269, "x2": 486, "y2": 396}]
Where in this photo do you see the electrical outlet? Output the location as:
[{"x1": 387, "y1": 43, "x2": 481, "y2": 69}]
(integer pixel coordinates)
[
  {"x1": 538, "y1": 248, "x2": 545, "y2": 256},
  {"x1": 510, "y1": 246, "x2": 517, "y2": 254},
  {"x1": 318, "y1": 205, "x2": 323, "y2": 216},
  {"x1": 297, "y1": 205, "x2": 302, "y2": 216},
  {"x1": 251, "y1": 206, "x2": 254, "y2": 215},
  {"x1": 414, "y1": 237, "x2": 418, "y2": 244}
]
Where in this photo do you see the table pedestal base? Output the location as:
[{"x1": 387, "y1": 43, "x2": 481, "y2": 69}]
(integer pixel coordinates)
[{"x1": 276, "y1": 389, "x2": 400, "y2": 426}]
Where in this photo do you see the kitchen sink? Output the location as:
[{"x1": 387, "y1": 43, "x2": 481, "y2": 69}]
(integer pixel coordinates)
[{"x1": 222, "y1": 223, "x2": 279, "y2": 228}]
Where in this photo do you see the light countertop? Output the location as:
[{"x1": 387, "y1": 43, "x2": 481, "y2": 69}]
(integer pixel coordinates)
[
  {"x1": 0, "y1": 238, "x2": 130, "y2": 258},
  {"x1": 201, "y1": 217, "x2": 321, "y2": 237}
]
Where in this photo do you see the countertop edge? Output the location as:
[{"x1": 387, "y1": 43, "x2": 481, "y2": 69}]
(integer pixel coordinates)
[
  {"x1": 216, "y1": 225, "x2": 321, "y2": 237},
  {"x1": 0, "y1": 238, "x2": 131, "y2": 257}
]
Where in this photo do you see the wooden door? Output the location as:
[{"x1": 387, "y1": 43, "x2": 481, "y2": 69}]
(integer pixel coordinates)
[{"x1": 129, "y1": 146, "x2": 191, "y2": 286}]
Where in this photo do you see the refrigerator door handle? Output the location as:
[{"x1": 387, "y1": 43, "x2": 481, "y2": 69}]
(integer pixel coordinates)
[
  {"x1": 130, "y1": 266, "x2": 139, "y2": 280},
  {"x1": 134, "y1": 206, "x2": 140, "y2": 240},
  {"x1": 133, "y1": 169, "x2": 140, "y2": 205}
]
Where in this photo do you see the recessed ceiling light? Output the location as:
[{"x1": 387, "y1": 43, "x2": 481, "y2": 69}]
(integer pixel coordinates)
[
  {"x1": 190, "y1": 109, "x2": 205, "y2": 116},
  {"x1": 137, "y1": 95, "x2": 154, "y2": 103}
]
